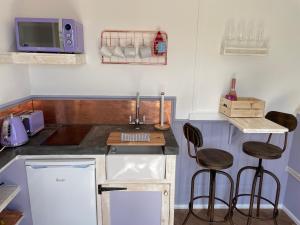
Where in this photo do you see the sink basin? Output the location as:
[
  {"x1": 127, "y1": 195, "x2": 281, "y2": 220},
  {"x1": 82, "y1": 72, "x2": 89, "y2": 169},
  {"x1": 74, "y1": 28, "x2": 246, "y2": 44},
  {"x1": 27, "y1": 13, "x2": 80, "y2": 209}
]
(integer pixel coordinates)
[
  {"x1": 105, "y1": 129, "x2": 166, "y2": 180},
  {"x1": 106, "y1": 154, "x2": 166, "y2": 181}
]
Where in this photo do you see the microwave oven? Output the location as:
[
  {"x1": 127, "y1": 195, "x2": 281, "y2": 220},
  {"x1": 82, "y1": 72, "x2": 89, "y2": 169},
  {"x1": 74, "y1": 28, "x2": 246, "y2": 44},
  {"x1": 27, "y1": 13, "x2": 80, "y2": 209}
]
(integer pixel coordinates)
[{"x1": 15, "y1": 17, "x2": 84, "y2": 53}]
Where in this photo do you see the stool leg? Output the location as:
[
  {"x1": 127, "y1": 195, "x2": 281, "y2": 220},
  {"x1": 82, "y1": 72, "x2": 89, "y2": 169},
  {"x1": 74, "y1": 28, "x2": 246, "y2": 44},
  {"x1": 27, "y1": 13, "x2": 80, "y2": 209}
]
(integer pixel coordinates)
[
  {"x1": 182, "y1": 173, "x2": 196, "y2": 225},
  {"x1": 181, "y1": 206, "x2": 192, "y2": 225},
  {"x1": 208, "y1": 170, "x2": 216, "y2": 222},
  {"x1": 182, "y1": 170, "x2": 209, "y2": 225},
  {"x1": 256, "y1": 160, "x2": 264, "y2": 217},
  {"x1": 264, "y1": 170, "x2": 281, "y2": 225},
  {"x1": 217, "y1": 170, "x2": 235, "y2": 225},
  {"x1": 234, "y1": 166, "x2": 256, "y2": 208},
  {"x1": 246, "y1": 169, "x2": 260, "y2": 225}
]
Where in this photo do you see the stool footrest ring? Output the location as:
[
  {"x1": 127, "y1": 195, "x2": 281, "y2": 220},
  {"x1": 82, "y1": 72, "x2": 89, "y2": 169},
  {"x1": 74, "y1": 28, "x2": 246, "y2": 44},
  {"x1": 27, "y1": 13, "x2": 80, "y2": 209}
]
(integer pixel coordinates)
[
  {"x1": 233, "y1": 194, "x2": 279, "y2": 220},
  {"x1": 188, "y1": 195, "x2": 233, "y2": 223}
]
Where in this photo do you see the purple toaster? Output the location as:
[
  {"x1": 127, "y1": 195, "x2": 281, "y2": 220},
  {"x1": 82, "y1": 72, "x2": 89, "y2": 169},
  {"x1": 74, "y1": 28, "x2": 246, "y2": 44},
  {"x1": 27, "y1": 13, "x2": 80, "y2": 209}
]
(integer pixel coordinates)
[{"x1": 20, "y1": 111, "x2": 45, "y2": 136}]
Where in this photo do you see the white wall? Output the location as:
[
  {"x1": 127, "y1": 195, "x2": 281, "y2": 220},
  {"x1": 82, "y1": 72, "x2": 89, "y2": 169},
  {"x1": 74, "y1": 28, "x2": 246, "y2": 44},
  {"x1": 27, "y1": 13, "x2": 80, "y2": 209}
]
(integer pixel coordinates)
[
  {"x1": 5, "y1": 0, "x2": 300, "y2": 118},
  {"x1": 192, "y1": 0, "x2": 300, "y2": 115},
  {"x1": 17, "y1": 0, "x2": 199, "y2": 119},
  {"x1": 0, "y1": 1, "x2": 30, "y2": 105}
]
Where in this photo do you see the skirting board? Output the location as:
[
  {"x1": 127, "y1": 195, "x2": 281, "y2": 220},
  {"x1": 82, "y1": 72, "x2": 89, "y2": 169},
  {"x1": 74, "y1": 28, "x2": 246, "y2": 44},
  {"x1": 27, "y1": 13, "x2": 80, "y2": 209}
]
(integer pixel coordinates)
[
  {"x1": 175, "y1": 204, "x2": 300, "y2": 225},
  {"x1": 282, "y1": 206, "x2": 300, "y2": 225},
  {"x1": 286, "y1": 166, "x2": 300, "y2": 182}
]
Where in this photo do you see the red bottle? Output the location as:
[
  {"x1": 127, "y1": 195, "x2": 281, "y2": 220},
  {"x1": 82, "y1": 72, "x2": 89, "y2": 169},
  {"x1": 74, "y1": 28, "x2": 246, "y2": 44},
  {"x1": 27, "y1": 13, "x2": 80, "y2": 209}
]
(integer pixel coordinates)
[
  {"x1": 153, "y1": 31, "x2": 166, "y2": 56},
  {"x1": 225, "y1": 78, "x2": 238, "y2": 101}
]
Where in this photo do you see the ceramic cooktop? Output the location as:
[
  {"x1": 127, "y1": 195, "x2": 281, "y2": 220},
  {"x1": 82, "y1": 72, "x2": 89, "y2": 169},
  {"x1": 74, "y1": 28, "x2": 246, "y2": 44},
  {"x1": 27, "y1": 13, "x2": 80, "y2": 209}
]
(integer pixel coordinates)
[{"x1": 42, "y1": 125, "x2": 92, "y2": 146}]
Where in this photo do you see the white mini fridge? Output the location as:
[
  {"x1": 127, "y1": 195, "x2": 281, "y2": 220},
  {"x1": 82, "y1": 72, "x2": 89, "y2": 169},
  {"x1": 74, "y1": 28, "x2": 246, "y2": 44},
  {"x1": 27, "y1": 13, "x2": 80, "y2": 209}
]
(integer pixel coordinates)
[{"x1": 26, "y1": 159, "x2": 97, "y2": 225}]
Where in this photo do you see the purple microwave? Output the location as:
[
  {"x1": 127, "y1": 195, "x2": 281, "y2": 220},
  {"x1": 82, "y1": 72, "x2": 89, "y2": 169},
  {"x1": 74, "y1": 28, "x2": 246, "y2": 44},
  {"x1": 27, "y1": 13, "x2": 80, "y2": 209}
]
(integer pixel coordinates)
[{"x1": 15, "y1": 18, "x2": 84, "y2": 53}]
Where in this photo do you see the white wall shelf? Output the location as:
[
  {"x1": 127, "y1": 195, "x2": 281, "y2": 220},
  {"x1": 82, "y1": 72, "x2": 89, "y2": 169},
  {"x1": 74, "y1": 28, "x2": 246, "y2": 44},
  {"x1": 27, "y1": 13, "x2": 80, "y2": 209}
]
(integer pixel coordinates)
[
  {"x1": 0, "y1": 52, "x2": 86, "y2": 65},
  {"x1": 0, "y1": 185, "x2": 21, "y2": 212},
  {"x1": 221, "y1": 45, "x2": 268, "y2": 56}
]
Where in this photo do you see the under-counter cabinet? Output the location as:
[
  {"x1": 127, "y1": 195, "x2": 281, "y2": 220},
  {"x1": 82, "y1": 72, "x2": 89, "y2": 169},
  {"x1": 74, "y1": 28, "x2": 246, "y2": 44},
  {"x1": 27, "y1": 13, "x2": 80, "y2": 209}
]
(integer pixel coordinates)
[
  {"x1": 101, "y1": 183, "x2": 170, "y2": 225},
  {"x1": 96, "y1": 154, "x2": 176, "y2": 225},
  {"x1": 21, "y1": 153, "x2": 176, "y2": 225}
]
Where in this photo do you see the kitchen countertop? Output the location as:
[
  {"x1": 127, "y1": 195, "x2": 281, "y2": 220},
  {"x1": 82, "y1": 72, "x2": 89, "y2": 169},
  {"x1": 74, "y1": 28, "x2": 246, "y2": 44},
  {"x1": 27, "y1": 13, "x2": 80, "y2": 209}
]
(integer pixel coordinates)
[{"x1": 0, "y1": 124, "x2": 179, "y2": 171}]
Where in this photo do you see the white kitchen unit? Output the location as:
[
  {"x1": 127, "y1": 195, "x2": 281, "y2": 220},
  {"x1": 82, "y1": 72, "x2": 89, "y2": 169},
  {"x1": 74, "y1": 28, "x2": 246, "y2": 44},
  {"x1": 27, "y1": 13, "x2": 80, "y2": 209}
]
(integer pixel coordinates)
[
  {"x1": 26, "y1": 159, "x2": 97, "y2": 225},
  {"x1": 23, "y1": 153, "x2": 176, "y2": 225}
]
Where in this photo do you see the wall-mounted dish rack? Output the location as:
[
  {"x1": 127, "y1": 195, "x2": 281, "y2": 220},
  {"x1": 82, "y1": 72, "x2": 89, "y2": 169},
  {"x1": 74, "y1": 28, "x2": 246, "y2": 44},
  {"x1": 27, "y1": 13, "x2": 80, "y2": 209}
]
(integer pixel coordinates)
[
  {"x1": 220, "y1": 19, "x2": 269, "y2": 56},
  {"x1": 100, "y1": 30, "x2": 168, "y2": 65}
]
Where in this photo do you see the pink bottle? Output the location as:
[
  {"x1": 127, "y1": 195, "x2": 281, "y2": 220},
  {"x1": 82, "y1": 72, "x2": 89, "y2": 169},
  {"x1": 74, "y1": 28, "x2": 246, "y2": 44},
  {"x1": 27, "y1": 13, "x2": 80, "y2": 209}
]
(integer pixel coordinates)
[{"x1": 225, "y1": 78, "x2": 238, "y2": 101}]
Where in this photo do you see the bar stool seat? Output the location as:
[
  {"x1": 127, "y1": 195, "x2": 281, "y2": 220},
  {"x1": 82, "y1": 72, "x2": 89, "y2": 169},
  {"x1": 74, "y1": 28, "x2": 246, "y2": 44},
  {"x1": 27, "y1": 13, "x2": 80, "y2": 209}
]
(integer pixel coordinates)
[
  {"x1": 243, "y1": 141, "x2": 283, "y2": 159},
  {"x1": 197, "y1": 149, "x2": 233, "y2": 170}
]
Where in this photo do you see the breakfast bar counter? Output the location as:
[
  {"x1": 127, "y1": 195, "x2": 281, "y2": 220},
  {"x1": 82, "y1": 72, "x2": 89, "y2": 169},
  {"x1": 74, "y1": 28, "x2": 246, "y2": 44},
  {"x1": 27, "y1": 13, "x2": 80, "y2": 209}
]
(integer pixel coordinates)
[
  {"x1": 227, "y1": 117, "x2": 288, "y2": 133},
  {"x1": 189, "y1": 112, "x2": 288, "y2": 133}
]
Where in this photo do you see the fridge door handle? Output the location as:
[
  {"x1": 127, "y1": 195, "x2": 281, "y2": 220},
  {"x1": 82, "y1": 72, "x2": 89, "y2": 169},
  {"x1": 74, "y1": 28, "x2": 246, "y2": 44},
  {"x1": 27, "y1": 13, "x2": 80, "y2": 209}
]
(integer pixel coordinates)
[
  {"x1": 29, "y1": 165, "x2": 48, "y2": 169},
  {"x1": 28, "y1": 165, "x2": 93, "y2": 169},
  {"x1": 98, "y1": 185, "x2": 127, "y2": 195}
]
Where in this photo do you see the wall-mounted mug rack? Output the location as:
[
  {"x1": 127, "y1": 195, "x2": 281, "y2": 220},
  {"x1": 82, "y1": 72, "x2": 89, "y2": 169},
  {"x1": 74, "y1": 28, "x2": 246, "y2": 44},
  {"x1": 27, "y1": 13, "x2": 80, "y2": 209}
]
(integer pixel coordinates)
[{"x1": 100, "y1": 30, "x2": 168, "y2": 65}]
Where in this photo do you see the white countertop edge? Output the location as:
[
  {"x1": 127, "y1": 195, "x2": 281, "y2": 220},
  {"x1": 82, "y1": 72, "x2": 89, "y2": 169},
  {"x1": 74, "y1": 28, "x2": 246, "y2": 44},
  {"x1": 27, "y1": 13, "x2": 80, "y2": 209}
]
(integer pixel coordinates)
[
  {"x1": 241, "y1": 129, "x2": 288, "y2": 134},
  {"x1": 189, "y1": 112, "x2": 227, "y2": 121}
]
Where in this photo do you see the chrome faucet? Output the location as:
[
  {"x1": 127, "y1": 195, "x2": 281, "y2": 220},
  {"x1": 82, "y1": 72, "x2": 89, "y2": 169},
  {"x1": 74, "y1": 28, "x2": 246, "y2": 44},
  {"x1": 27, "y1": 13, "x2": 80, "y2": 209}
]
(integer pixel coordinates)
[{"x1": 129, "y1": 92, "x2": 145, "y2": 127}]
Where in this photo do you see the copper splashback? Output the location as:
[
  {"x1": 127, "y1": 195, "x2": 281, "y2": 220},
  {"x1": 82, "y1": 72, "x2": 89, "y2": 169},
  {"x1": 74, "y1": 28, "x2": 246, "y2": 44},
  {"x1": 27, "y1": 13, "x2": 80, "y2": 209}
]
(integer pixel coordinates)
[
  {"x1": 0, "y1": 98, "x2": 173, "y2": 126},
  {"x1": 32, "y1": 99, "x2": 173, "y2": 125}
]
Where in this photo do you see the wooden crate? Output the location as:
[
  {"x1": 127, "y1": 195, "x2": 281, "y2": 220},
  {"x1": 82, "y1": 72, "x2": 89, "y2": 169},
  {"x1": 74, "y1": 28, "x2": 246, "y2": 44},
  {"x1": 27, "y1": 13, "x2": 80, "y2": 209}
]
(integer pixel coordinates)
[{"x1": 219, "y1": 97, "x2": 265, "y2": 118}]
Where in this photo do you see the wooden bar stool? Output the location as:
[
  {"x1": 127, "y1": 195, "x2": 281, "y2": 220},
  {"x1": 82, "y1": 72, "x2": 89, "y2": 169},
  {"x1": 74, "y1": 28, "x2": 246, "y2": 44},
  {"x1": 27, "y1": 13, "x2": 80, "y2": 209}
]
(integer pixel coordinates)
[
  {"x1": 182, "y1": 123, "x2": 234, "y2": 225},
  {"x1": 233, "y1": 111, "x2": 297, "y2": 225}
]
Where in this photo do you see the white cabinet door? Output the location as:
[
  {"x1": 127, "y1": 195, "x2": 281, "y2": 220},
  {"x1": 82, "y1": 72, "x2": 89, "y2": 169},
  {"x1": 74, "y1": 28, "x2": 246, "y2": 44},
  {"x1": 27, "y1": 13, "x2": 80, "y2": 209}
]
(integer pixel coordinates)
[{"x1": 100, "y1": 183, "x2": 170, "y2": 225}]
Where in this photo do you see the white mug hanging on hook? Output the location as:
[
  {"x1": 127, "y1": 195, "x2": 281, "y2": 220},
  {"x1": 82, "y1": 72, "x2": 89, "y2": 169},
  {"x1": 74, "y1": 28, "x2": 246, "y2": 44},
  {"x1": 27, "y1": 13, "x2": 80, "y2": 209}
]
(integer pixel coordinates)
[
  {"x1": 124, "y1": 39, "x2": 136, "y2": 58},
  {"x1": 139, "y1": 39, "x2": 152, "y2": 59},
  {"x1": 100, "y1": 38, "x2": 113, "y2": 57},
  {"x1": 112, "y1": 38, "x2": 125, "y2": 58}
]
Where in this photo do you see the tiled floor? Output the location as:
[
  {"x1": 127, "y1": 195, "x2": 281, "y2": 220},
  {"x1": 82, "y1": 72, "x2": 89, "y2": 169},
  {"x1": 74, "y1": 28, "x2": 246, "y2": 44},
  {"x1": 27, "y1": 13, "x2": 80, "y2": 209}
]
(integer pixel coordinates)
[{"x1": 174, "y1": 209, "x2": 295, "y2": 225}]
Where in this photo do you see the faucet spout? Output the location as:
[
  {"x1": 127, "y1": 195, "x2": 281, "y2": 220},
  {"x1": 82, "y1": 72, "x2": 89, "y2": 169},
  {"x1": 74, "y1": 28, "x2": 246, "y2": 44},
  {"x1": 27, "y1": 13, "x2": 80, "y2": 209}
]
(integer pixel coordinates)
[
  {"x1": 136, "y1": 92, "x2": 140, "y2": 123},
  {"x1": 129, "y1": 92, "x2": 145, "y2": 127}
]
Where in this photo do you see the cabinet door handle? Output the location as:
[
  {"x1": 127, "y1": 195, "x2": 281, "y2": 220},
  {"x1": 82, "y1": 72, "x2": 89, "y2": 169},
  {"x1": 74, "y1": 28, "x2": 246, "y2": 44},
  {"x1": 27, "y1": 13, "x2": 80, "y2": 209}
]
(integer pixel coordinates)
[{"x1": 98, "y1": 185, "x2": 127, "y2": 195}]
